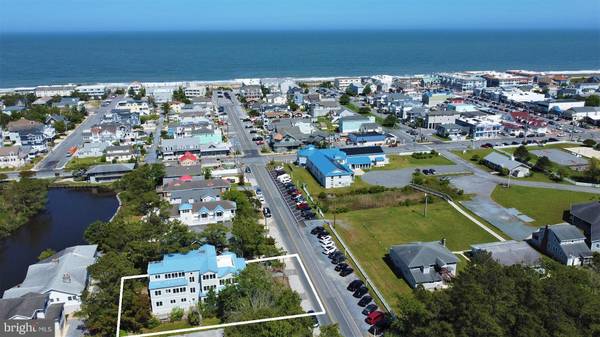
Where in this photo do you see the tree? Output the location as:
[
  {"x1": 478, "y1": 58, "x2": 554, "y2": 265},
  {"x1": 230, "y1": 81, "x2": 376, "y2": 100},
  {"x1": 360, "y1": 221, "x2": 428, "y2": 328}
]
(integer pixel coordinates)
[
  {"x1": 203, "y1": 167, "x2": 212, "y2": 179},
  {"x1": 585, "y1": 94, "x2": 600, "y2": 107},
  {"x1": 37, "y1": 248, "x2": 56, "y2": 261},
  {"x1": 358, "y1": 107, "x2": 371, "y2": 114},
  {"x1": 172, "y1": 86, "x2": 191, "y2": 104},
  {"x1": 0, "y1": 173, "x2": 7, "y2": 181},
  {"x1": 201, "y1": 223, "x2": 228, "y2": 252},
  {"x1": 382, "y1": 114, "x2": 398, "y2": 127},
  {"x1": 339, "y1": 94, "x2": 350, "y2": 105},
  {"x1": 388, "y1": 254, "x2": 600, "y2": 337},
  {"x1": 362, "y1": 84, "x2": 372, "y2": 95},
  {"x1": 127, "y1": 87, "x2": 136, "y2": 97},
  {"x1": 53, "y1": 120, "x2": 66, "y2": 134},
  {"x1": 533, "y1": 156, "x2": 552, "y2": 172},
  {"x1": 161, "y1": 102, "x2": 171, "y2": 114},
  {"x1": 513, "y1": 145, "x2": 531, "y2": 163},
  {"x1": 583, "y1": 138, "x2": 597, "y2": 147},
  {"x1": 584, "y1": 158, "x2": 600, "y2": 183},
  {"x1": 319, "y1": 81, "x2": 333, "y2": 89},
  {"x1": 320, "y1": 324, "x2": 344, "y2": 337},
  {"x1": 289, "y1": 101, "x2": 299, "y2": 111}
]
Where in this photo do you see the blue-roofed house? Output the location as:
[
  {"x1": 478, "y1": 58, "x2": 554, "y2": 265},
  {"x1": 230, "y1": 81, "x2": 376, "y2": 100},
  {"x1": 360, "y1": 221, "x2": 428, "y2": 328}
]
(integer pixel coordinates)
[
  {"x1": 147, "y1": 244, "x2": 246, "y2": 318},
  {"x1": 300, "y1": 147, "x2": 354, "y2": 188}
]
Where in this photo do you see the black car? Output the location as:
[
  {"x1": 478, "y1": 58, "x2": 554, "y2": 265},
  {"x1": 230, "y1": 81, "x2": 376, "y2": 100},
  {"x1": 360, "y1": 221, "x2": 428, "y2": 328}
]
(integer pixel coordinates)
[
  {"x1": 334, "y1": 263, "x2": 348, "y2": 272},
  {"x1": 262, "y1": 207, "x2": 271, "y2": 218},
  {"x1": 304, "y1": 213, "x2": 316, "y2": 220},
  {"x1": 245, "y1": 166, "x2": 251, "y2": 173},
  {"x1": 347, "y1": 279, "x2": 363, "y2": 291},
  {"x1": 339, "y1": 267, "x2": 354, "y2": 277},
  {"x1": 332, "y1": 255, "x2": 347, "y2": 264},
  {"x1": 353, "y1": 285, "x2": 368, "y2": 298},
  {"x1": 307, "y1": 310, "x2": 318, "y2": 328},
  {"x1": 310, "y1": 226, "x2": 325, "y2": 235},
  {"x1": 362, "y1": 304, "x2": 378, "y2": 315},
  {"x1": 358, "y1": 295, "x2": 373, "y2": 307},
  {"x1": 328, "y1": 250, "x2": 343, "y2": 259}
]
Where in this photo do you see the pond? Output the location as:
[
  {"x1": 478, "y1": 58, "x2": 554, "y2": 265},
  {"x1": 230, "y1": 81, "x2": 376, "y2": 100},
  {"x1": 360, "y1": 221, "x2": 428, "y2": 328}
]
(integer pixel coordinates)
[{"x1": 0, "y1": 187, "x2": 119, "y2": 295}]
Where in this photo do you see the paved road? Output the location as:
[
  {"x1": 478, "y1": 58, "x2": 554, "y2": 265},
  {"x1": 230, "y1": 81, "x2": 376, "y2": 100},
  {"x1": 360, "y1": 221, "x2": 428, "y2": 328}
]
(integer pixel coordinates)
[
  {"x1": 36, "y1": 96, "x2": 124, "y2": 171},
  {"x1": 145, "y1": 114, "x2": 164, "y2": 164}
]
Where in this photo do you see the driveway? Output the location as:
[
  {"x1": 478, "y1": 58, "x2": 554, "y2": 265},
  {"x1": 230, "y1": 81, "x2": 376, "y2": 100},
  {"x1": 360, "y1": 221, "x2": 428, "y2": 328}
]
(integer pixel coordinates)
[{"x1": 362, "y1": 165, "x2": 467, "y2": 188}]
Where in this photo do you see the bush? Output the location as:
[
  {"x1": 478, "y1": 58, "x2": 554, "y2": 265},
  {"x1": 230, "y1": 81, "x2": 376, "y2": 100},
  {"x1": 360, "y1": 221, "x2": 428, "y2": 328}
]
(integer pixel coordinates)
[
  {"x1": 470, "y1": 154, "x2": 481, "y2": 162},
  {"x1": 170, "y1": 307, "x2": 184, "y2": 322},
  {"x1": 583, "y1": 139, "x2": 597, "y2": 147},
  {"x1": 187, "y1": 308, "x2": 200, "y2": 326}
]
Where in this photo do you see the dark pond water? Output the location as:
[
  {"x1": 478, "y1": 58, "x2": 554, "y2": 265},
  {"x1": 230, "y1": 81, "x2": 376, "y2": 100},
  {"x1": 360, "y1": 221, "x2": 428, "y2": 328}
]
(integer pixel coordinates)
[{"x1": 0, "y1": 187, "x2": 119, "y2": 295}]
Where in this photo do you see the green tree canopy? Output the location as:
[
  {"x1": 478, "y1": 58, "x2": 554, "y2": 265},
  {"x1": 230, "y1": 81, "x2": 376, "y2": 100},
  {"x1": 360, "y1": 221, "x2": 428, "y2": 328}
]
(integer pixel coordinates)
[
  {"x1": 339, "y1": 94, "x2": 350, "y2": 105},
  {"x1": 382, "y1": 114, "x2": 398, "y2": 127},
  {"x1": 513, "y1": 145, "x2": 531, "y2": 163},
  {"x1": 585, "y1": 94, "x2": 600, "y2": 107}
]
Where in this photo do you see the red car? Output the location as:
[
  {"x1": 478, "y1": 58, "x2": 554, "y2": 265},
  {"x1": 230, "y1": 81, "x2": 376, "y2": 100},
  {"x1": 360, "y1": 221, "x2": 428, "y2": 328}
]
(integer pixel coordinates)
[
  {"x1": 366, "y1": 311, "x2": 384, "y2": 325},
  {"x1": 296, "y1": 203, "x2": 309, "y2": 210}
]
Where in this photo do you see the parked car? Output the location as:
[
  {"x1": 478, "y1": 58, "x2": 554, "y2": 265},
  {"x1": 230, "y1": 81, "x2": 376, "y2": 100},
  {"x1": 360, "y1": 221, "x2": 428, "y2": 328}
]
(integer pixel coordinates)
[
  {"x1": 320, "y1": 241, "x2": 335, "y2": 249},
  {"x1": 353, "y1": 285, "x2": 368, "y2": 298},
  {"x1": 332, "y1": 254, "x2": 347, "y2": 264},
  {"x1": 262, "y1": 207, "x2": 271, "y2": 218},
  {"x1": 245, "y1": 166, "x2": 251, "y2": 173},
  {"x1": 307, "y1": 310, "x2": 319, "y2": 328},
  {"x1": 347, "y1": 279, "x2": 363, "y2": 292},
  {"x1": 358, "y1": 295, "x2": 373, "y2": 307},
  {"x1": 328, "y1": 250, "x2": 344, "y2": 259},
  {"x1": 339, "y1": 267, "x2": 354, "y2": 277},
  {"x1": 323, "y1": 246, "x2": 337, "y2": 255},
  {"x1": 319, "y1": 235, "x2": 332, "y2": 243},
  {"x1": 366, "y1": 311, "x2": 385, "y2": 325},
  {"x1": 310, "y1": 227, "x2": 324, "y2": 235},
  {"x1": 334, "y1": 263, "x2": 348, "y2": 272},
  {"x1": 362, "y1": 304, "x2": 378, "y2": 315}
]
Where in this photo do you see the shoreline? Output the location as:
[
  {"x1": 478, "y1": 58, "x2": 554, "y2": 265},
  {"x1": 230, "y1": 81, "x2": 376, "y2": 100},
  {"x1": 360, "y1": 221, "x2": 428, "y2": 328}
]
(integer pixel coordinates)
[{"x1": 2, "y1": 69, "x2": 600, "y2": 92}]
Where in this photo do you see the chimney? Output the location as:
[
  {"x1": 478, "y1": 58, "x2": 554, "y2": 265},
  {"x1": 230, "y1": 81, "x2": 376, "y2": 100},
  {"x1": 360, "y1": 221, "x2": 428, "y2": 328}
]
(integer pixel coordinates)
[
  {"x1": 440, "y1": 238, "x2": 446, "y2": 247},
  {"x1": 541, "y1": 225, "x2": 550, "y2": 254},
  {"x1": 63, "y1": 273, "x2": 71, "y2": 283}
]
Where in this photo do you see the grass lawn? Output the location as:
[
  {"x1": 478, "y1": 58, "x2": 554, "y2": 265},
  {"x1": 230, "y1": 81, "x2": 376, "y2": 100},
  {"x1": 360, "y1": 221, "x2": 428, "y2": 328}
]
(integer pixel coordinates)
[
  {"x1": 284, "y1": 164, "x2": 371, "y2": 197},
  {"x1": 501, "y1": 142, "x2": 582, "y2": 155},
  {"x1": 138, "y1": 317, "x2": 221, "y2": 336},
  {"x1": 453, "y1": 148, "x2": 494, "y2": 162},
  {"x1": 317, "y1": 116, "x2": 336, "y2": 133},
  {"x1": 491, "y1": 185, "x2": 600, "y2": 226},
  {"x1": 65, "y1": 156, "x2": 104, "y2": 171},
  {"x1": 370, "y1": 154, "x2": 454, "y2": 171},
  {"x1": 334, "y1": 202, "x2": 499, "y2": 310}
]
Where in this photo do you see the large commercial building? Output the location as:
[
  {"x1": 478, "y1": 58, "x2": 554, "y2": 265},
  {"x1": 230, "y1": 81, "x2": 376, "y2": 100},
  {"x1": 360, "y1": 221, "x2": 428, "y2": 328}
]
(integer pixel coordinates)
[
  {"x1": 438, "y1": 73, "x2": 486, "y2": 92},
  {"x1": 147, "y1": 244, "x2": 246, "y2": 318}
]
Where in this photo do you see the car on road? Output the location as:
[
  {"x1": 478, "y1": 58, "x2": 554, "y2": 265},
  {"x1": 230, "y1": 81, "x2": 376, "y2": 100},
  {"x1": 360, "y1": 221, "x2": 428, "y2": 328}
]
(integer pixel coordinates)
[
  {"x1": 245, "y1": 166, "x2": 251, "y2": 173},
  {"x1": 362, "y1": 304, "x2": 377, "y2": 315},
  {"x1": 358, "y1": 295, "x2": 373, "y2": 307},
  {"x1": 353, "y1": 285, "x2": 368, "y2": 298},
  {"x1": 366, "y1": 311, "x2": 385, "y2": 325},
  {"x1": 339, "y1": 267, "x2": 354, "y2": 277},
  {"x1": 334, "y1": 263, "x2": 348, "y2": 272}
]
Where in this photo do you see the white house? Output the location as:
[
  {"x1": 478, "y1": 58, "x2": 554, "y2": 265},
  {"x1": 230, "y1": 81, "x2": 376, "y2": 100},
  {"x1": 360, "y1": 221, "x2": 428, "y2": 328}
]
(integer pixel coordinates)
[
  {"x1": 35, "y1": 85, "x2": 76, "y2": 98},
  {"x1": 2, "y1": 245, "x2": 98, "y2": 314},
  {"x1": 0, "y1": 145, "x2": 28, "y2": 168},
  {"x1": 147, "y1": 244, "x2": 246, "y2": 318},
  {"x1": 170, "y1": 200, "x2": 236, "y2": 227},
  {"x1": 334, "y1": 77, "x2": 362, "y2": 91},
  {"x1": 529, "y1": 224, "x2": 593, "y2": 266}
]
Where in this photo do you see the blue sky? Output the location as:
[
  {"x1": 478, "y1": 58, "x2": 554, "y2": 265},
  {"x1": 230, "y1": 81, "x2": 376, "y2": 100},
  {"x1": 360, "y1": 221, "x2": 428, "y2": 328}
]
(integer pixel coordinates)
[{"x1": 1, "y1": 0, "x2": 599, "y2": 32}]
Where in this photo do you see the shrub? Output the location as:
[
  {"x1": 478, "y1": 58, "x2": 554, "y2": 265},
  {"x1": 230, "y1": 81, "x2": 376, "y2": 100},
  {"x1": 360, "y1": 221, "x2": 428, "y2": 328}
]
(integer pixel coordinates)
[
  {"x1": 170, "y1": 307, "x2": 184, "y2": 322},
  {"x1": 187, "y1": 308, "x2": 200, "y2": 326},
  {"x1": 470, "y1": 154, "x2": 481, "y2": 162}
]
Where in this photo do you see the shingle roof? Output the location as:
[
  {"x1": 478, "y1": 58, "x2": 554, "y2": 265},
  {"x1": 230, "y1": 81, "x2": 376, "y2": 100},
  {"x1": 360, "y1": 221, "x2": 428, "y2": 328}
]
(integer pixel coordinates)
[
  {"x1": 86, "y1": 163, "x2": 135, "y2": 175},
  {"x1": 390, "y1": 241, "x2": 458, "y2": 269},
  {"x1": 162, "y1": 178, "x2": 230, "y2": 192},
  {"x1": 484, "y1": 152, "x2": 529, "y2": 171},
  {"x1": 571, "y1": 202, "x2": 600, "y2": 241},
  {"x1": 169, "y1": 200, "x2": 236, "y2": 217},
  {"x1": 341, "y1": 146, "x2": 384, "y2": 156},
  {"x1": 0, "y1": 293, "x2": 49, "y2": 319},
  {"x1": 3, "y1": 245, "x2": 97, "y2": 299},
  {"x1": 550, "y1": 223, "x2": 586, "y2": 242},
  {"x1": 471, "y1": 240, "x2": 541, "y2": 266}
]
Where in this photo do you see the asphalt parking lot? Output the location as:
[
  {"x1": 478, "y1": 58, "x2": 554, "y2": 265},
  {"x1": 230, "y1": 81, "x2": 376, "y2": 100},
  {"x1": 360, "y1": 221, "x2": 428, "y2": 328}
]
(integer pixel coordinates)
[{"x1": 361, "y1": 165, "x2": 468, "y2": 188}]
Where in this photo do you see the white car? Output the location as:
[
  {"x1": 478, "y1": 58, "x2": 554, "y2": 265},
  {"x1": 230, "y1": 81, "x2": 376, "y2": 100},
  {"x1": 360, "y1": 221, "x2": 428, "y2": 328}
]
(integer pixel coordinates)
[
  {"x1": 319, "y1": 236, "x2": 332, "y2": 244},
  {"x1": 321, "y1": 243, "x2": 335, "y2": 251},
  {"x1": 323, "y1": 246, "x2": 337, "y2": 255}
]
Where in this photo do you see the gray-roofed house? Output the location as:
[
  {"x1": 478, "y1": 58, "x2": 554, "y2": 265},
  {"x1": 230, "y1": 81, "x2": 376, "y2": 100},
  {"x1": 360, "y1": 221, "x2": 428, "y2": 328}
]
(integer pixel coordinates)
[
  {"x1": 0, "y1": 293, "x2": 65, "y2": 337},
  {"x1": 0, "y1": 145, "x2": 28, "y2": 169},
  {"x1": 160, "y1": 178, "x2": 231, "y2": 198},
  {"x1": 569, "y1": 201, "x2": 600, "y2": 252},
  {"x1": 85, "y1": 163, "x2": 135, "y2": 183},
  {"x1": 168, "y1": 188, "x2": 221, "y2": 205},
  {"x1": 389, "y1": 240, "x2": 458, "y2": 290},
  {"x1": 529, "y1": 223, "x2": 593, "y2": 266},
  {"x1": 2, "y1": 245, "x2": 98, "y2": 314},
  {"x1": 483, "y1": 152, "x2": 530, "y2": 177},
  {"x1": 471, "y1": 240, "x2": 542, "y2": 266},
  {"x1": 105, "y1": 145, "x2": 137, "y2": 162}
]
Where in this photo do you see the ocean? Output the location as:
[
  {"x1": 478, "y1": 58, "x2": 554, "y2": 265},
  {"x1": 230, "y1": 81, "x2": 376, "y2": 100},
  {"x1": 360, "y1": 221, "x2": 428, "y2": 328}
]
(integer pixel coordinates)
[{"x1": 0, "y1": 30, "x2": 599, "y2": 88}]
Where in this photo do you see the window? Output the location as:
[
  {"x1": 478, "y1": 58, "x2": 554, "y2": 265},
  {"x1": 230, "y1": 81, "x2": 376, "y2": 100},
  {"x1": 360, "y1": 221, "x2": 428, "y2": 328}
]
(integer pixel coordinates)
[
  {"x1": 68, "y1": 296, "x2": 73, "y2": 301},
  {"x1": 156, "y1": 301, "x2": 163, "y2": 307},
  {"x1": 181, "y1": 298, "x2": 187, "y2": 302},
  {"x1": 190, "y1": 288, "x2": 195, "y2": 293},
  {"x1": 174, "y1": 288, "x2": 179, "y2": 294},
  {"x1": 154, "y1": 290, "x2": 161, "y2": 296},
  {"x1": 170, "y1": 299, "x2": 176, "y2": 304},
  {"x1": 201, "y1": 213, "x2": 208, "y2": 218},
  {"x1": 155, "y1": 274, "x2": 161, "y2": 279},
  {"x1": 49, "y1": 299, "x2": 54, "y2": 303},
  {"x1": 189, "y1": 276, "x2": 195, "y2": 282},
  {"x1": 216, "y1": 211, "x2": 223, "y2": 217}
]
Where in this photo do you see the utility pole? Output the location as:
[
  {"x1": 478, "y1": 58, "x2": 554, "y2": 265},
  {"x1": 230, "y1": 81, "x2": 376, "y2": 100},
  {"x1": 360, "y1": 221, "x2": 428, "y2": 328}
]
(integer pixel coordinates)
[{"x1": 424, "y1": 193, "x2": 428, "y2": 217}]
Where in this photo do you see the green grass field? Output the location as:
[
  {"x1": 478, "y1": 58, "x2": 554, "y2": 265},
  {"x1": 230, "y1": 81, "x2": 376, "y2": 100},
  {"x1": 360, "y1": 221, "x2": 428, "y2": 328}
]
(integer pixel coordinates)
[
  {"x1": 334, "y1": 202, "x2": 499, "y2": 309},
  {"x1": 284, "y1": 164, "x2": 371, "y2": 196},
  {"x1": 65, "y1": 156, "x2": 104, "y2": 171},
  {"x1": 491, "y1": 185, "x2": 600, "y2": 226},
  {"x1": 369, "y1": 154, "x2": 454, "y2": 171}
]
